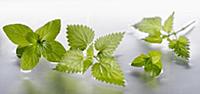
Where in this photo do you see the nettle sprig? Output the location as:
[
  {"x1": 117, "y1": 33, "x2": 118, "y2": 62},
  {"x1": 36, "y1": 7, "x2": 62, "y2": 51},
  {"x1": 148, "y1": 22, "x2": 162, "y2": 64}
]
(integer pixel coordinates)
[
  {"x1": 131, "y1": 12, "x2": 194, "y2": 77},
  {"x1": 3, "y1": 19, "x2": 66, "y2": 70},
  {"x1": 54, "y1": 25, "x2": 125, "y2": 86}
]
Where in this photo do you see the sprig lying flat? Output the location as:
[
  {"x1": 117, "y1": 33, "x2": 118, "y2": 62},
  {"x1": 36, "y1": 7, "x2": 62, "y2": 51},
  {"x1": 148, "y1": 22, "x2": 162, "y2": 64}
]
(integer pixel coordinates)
[
  {"x1": 131, "y1": 51, "x2": 162, "y2": 77},
  {"x1": 133, "y1": 12, "x2": 192, "y2": 59},
  {"x1": 54, "y1": 25, "x2": 125, "y2": 86},
  {"x1": 3, "y1": 19, "x2": 66, "y2": 70},
  {"x1": 131, "y1": 12, "x2": 194, "y2": 77}
]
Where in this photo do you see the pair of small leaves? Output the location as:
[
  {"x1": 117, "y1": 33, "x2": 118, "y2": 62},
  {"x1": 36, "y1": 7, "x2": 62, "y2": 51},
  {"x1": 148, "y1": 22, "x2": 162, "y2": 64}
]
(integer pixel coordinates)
[
  {"x1": 133, "y1": 12, "x2": 190, "y2": 60},
  {"x1": 3, "y1": 19, "x2": 66, "y2": 70},
  {"x1": 55, "y1": 25, "x2": 125, "y2": 86},
  {"x1": 131, "y1": 51, "x2": 162, "y2": 77}
]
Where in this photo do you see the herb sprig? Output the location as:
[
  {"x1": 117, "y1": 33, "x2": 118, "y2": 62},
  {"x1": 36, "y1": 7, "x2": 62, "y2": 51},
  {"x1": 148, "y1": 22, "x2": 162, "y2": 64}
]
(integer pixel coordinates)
[
  {"x1": 131, "y1": 12, "x2": 194, "y2": 77},
  {"x1": 3, "y1": 19, "x2": 66, "y2": 70},
  {"x1": 54, "y1": 25, "x2": 126, "y2": 86}
]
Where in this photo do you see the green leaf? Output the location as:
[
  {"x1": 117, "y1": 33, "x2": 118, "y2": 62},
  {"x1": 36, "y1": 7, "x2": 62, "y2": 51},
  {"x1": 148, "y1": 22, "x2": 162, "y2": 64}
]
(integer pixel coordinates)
[
  {"x1": 20, "y1": 45, "x2": 41, "y2": 70},
  {"x1": 163, "y1": 12, "x2": 174, "y2": 33},
  {"x1": 143, "y1": 35, "x2": 162, "y2": 43},
  {"x1": 67, "y1": 25, "x2": 95, "y2": 50},
  {"x1": 16, "y1": 46, "x2": 28, "y2": 58},
  {"x1": 91, "y1": 57, "x2": 125, "y2": 86},
  {"x1": 134, "y1": 17, "x2": 162, "y2": 36},
  {"x1": 95, "y1": 32, "x2": 125, "y2": 58},
  {"x1": 3, "y1": 24, "x2": 33, "y2": 46},
  {"x1": 40, "y1": 41, "x2": 66, "y2": 62},
  {"x1": 55, "y1": 50, "x2": 84, "y2": 73},
  {"x1": 36, "y1": 19, "x2": 61, "y2": 41},
  {"x1": 83, "y1": 44, "x2": 94, "y2": 72},
  {"x1": 25, "y1": 32, "x2": 39, "y2": 44},
  {"x1": 144, "y1": 61, "x2": 162, "y2": 77},
  {"x1": 131, "y1": 54, "x2": 147, "y2": 67},
  {"x1": 131, "y1": 51, "x2": 162, "y2": 77},
  {"x1": 168, "y1": 36, "x2": 190, "y2": 59}
]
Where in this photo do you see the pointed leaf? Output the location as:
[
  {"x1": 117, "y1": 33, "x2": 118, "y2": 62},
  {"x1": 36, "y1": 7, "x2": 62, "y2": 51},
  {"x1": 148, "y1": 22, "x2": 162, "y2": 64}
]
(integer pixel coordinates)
[
  {"x1": 36, "y1": 19, "x2": 61, "y2": 41},
  {"x1": 67, "y1": 25, "x2": 94, "y2": 50},
  {"x1": 3, "y1": 24, "x2": 33, "y2": 46},
  {"x1": 95, "y1": 32, "x2": 125, "y2": 58},
  {"x1": 91, "y1": 57, "x2": 125, "y2": 86}
]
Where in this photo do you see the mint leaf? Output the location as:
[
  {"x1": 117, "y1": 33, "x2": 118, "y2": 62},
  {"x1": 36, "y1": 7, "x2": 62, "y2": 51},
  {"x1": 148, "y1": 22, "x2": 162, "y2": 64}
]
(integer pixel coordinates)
[
  {"x1": 131, "y1": 51, "x2": 162, "y2": 77},
  {"x1": 131, "y1": 54, "x2": 147, "y2": 67},
  {"x1": 67, "y1": 25, "x2": 94, "y2": 50},
  {"x1": 55, "y1": 50, "x2": 84, "y2": 73},
  {"x1": 163, "y1": 12, "x2": 174, "y2": 33},
  {"x1": 40, "y1": 41, "x2": 66, "y2": 62},
  {"x1": 3, "y1": 24, "x2": 33, "y2": 46},
  {"x1": 36, "y1": 19, "x2": 61, "y2": 41},
  {"x1": 25, "y1": 32, "x2": 39, "y2": 44},
  {"x1": 169, "y1": 36, "x2": 190, "y2": 59},
  {"x1": 91, "y1": 57, "x2": 125, "y2": 86},
  {"x1": 16, "y1": 46, "x2": 28, "y2": 58},
  {"x1": 95, "y1": 32, "x2": 125, "y2": 58},
  {"x1": 21, "y1": 45, "x2": 41, "y2": 70}
]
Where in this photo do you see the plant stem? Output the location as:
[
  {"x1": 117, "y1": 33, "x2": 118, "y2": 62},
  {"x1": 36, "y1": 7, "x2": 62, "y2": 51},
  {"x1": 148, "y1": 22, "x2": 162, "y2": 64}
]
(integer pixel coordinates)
[{"x1": 168, "y1": 21, "x2": 195, "y2": 37}]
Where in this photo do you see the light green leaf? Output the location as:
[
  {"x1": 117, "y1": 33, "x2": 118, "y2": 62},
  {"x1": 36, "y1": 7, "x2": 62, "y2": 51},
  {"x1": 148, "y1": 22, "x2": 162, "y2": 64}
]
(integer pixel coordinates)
[
  {"x1": 36, "y1": 19, "x2": 61, "y2": 41},
  {"x1": 131, "y1": 54, "x2": 147, "y2": 67},
  {"x1": 21, "y1": 45, "x2": 41, "y2": 70},
  {"x1": 55, "y1": 50, "x2": 84, "y2": 73},
  {"x1": 25, "y1": 32, "x2": 39, "y2": 44},
  {"x1": 144, "y1": 61, "x2": 162, "y2": 77},
  {"x1": 95, "y1": 32, "x2": 125, "y2": 58},
  {"x1": 163, "y1": 12, "x2": 174, "y2": 33},
  {"x1": 16, "y1": 46, "x2": 28, "y2": 58},
  {"x1": 3, "y1": 24, "x2": 33, "y2": 46},
  {"x1": 40, "y1": 41, "x2": 66, "y2": 62},
  {"x1": 91, "y1": 57, "x2": 125, "y2": 86},
  {"x1": 83, "y1": 44, "x2": 94, "y2": 72},
  {"x1": 67, "y1": 25, "x2": 95, "y2": 50},
  {"x1": 134, "y1": 17, "x2": 162, "y2": 36},
  {"x1": 168, "y1": 36, "x2": 190, "y2": 59},
  {"x1": 131, "y1": 51, "x2": 162, "y2": 77},
  {"x1": 143, "y1": 35, "x2": 162, "y2": 43}
]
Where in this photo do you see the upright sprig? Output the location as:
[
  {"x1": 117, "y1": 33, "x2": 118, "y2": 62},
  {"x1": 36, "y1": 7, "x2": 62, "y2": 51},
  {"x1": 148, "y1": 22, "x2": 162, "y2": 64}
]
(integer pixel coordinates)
[
  {"x1": 3, "y1": 19, "x2": 66, "y2": 70},
  {"x1": 131, "y1": 12, "x2": 194, "y2": 77},
  {"x1": 54, "y1": 25, "x2": 125, "y2": 86}
]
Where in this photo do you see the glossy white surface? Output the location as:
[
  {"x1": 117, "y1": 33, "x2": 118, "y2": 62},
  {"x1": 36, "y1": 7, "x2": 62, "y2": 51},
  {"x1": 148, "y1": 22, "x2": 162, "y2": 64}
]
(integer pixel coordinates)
[{"x1": 0, "y1": 0, "x2": 200, "y2": 94}]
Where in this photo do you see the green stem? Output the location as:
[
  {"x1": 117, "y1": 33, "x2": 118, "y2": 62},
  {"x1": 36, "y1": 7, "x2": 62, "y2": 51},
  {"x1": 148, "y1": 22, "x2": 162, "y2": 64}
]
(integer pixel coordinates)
[{"x1": 168, "y1": 20, "x2": 196, "y2": 37}]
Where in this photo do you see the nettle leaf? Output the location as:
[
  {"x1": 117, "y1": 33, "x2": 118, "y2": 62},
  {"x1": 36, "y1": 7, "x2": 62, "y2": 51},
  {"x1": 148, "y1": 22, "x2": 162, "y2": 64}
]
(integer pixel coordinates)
[
  {"x1": 36, "y1": 19, "x2": 61, "y2": 41},
  {"x1": 91, "y1": 57, "x2": 125, "y2": 86},
  {"x1": 143, "y1": 35, "x2": 162, "y2": 43},
  {"x1": 3, "y1": 24, "x2": 33, "y2": 46},
  {"x1": 55, "y1": 50, "x2": 85, "y2": 73},
  {"x1": 169, "y1": 36, "x2": 190, "y2": 59},
  {"x1": 134, "y1": 17, "x2": 162, "y2": 43},
  {"x1": 163, "y1": 12, "x2": 174, "y2": 33},
  {"x1": 131, "y1": 51, "x2": 162, "y2": 77},
  {"x1": 67, "y1": 25, "x2": 95, "y2": 50},
  {"x1": 83, "y1": 44, "x2": 94, "y2": 72},
  {"x1": 95, "y1": 32, "x2": 125, "y2": 58},
  {"x1": 21, "y1": 45, "x2": 41, "y2": 70},
  {"x1": 40, "y1": 41, "x2": 66, "y2": 62}
]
